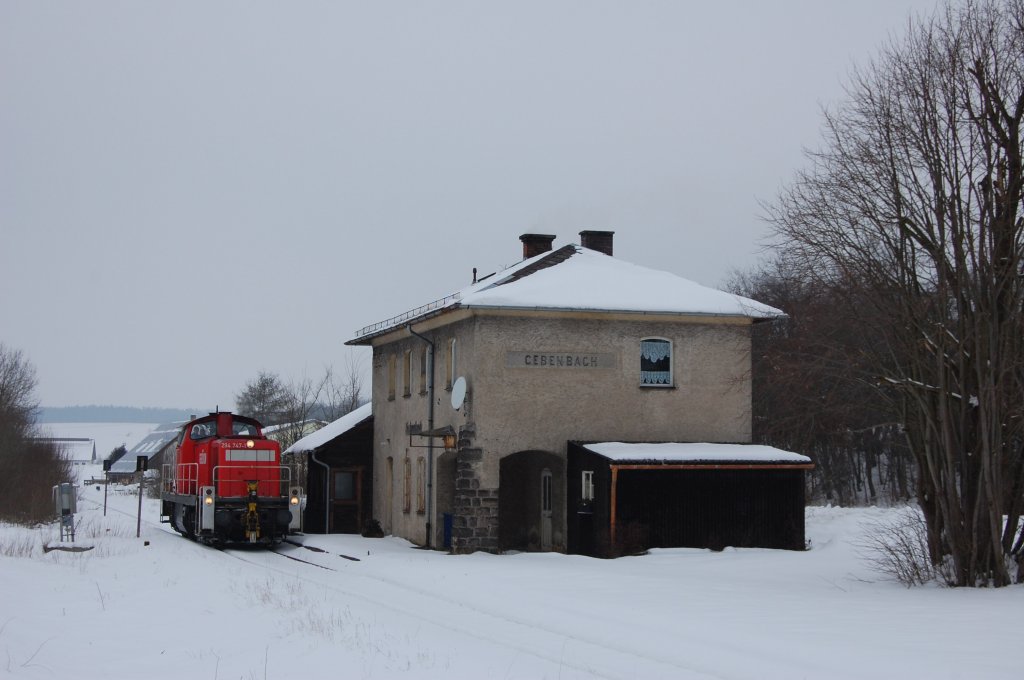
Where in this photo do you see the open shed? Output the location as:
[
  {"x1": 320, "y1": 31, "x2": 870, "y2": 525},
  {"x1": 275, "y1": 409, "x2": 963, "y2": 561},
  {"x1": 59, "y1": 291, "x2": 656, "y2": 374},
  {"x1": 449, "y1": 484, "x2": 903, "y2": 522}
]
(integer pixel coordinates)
[
  {"x1": 567, "y1": 441, "x2": 813, "y2": 557},
  {"x1": 285, "y1": 403, "x2": 373, "y2": 534}
]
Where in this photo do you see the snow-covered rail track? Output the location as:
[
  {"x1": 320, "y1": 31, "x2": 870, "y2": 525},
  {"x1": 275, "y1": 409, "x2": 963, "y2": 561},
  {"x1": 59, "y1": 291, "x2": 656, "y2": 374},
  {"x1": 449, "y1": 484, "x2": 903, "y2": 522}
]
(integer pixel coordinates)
[
  {"x1": 75, "y1": 496, "x2": 724, "y2": 678},
  {"x1": 210, "y1": 540, "x2": 725, "y2": 680}
]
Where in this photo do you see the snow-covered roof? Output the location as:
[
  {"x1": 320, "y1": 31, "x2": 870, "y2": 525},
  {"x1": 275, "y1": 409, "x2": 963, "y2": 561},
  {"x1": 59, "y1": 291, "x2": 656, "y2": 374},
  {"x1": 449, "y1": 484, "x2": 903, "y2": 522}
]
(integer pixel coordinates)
[
  {"x1": 284, "y1": 403, "x2": 372, "y2": 454},
  {"x1": 110, "y1": 422, "x2": 182, "y2": 473},
  {"x1": 54, "y1": 439, "x2": 96, "y2": 463},
  {"x1": 582, "y1": 442, "x2": 812, "y2": 465},
  {"x1": 351, "y1": 245, "x2": 783, "y2": 343},
  {"x1": 262, "y1": 420, "x2": 325, "y2": 435}
]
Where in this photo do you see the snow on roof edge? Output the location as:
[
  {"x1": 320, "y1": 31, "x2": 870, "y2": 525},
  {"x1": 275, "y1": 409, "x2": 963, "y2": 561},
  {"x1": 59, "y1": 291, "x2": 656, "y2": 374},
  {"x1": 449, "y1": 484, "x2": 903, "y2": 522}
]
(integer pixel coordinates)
[
  {"x1": 284, "y1": 402, "x2": 372, "y2": 454},
  {"x1": 582, "y1": 442, "x2": 812, "y2": 464}
]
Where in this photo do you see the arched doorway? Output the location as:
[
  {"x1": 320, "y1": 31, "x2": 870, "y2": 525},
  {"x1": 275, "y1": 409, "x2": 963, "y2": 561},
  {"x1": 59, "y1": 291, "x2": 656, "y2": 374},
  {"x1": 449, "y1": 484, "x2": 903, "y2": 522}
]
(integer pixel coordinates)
[
  {"x1": 435, "y1": 450, "x2": 457, "y2": 549},
  {"x1": 498, "y1": 451, "x2": 564, "y2": 552}
]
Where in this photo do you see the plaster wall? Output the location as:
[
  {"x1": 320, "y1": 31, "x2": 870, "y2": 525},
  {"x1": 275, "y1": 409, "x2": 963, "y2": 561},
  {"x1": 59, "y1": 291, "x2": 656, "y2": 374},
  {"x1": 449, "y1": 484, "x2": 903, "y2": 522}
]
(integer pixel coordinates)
[{"x1": 369, "y1": 311, "x2": 753, "y2": 549}]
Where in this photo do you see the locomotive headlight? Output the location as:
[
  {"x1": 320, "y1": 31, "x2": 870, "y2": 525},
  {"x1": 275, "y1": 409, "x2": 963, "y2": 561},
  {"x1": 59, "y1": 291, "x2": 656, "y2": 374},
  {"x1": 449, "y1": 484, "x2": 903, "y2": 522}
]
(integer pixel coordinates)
[
  {"x1": 204, "y1": 495, "x2": 213, "y2": 506},
  {"x1": 290, "y1": 495, "x2": 300, "y2": 506},
  {"x1": 246, "y1": 440, "x2": 255, "y2": 449}
]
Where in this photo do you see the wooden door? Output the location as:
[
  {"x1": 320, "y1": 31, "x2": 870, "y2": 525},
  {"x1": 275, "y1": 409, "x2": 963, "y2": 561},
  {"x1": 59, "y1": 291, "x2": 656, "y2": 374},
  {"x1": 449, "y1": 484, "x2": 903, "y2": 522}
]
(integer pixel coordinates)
[{"x1": 329, "y1": 467, "x2": 362, "y2": 534}]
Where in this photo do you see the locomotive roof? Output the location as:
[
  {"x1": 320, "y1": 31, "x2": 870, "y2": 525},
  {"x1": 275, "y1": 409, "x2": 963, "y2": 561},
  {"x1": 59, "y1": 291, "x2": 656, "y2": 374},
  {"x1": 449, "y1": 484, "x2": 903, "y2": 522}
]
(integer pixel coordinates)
[{"x1": 187, "y1": 411, "x2": 264, "y2": 428}]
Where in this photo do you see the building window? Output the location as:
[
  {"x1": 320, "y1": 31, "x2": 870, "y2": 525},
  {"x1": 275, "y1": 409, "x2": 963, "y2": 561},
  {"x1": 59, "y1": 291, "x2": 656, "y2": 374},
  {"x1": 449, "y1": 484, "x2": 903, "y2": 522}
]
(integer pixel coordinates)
[
  {"x1": 416, "y1": 457, "x2": 426, "y2": 514},
  {"x1": 333, "y1": 471, "x2": 356, "y2": 501},
  {"x1": 445, "y1": 338, "x2": 457, "y2": 389},
  {"x1": 582, "y1": 470, "x2": 594, "y2": 501},
  {"x1": 403, "y1": 456, "x2": 411, "y2": 513},
  {"x1": 387, "y1": 355, "x2": 397, "y2": 400},
  {"x1": 640, "y1": 338, "x2": 672, "y2": 386},
  {"x1": 402, "y1": 350, "x2": 412, "y2": 397},
  {"x1": 541, "y1": 469, "x2": 552, "y2": 515},
  {"x1": 419, "y1": 346, "x2": 428, "y2": 395}
]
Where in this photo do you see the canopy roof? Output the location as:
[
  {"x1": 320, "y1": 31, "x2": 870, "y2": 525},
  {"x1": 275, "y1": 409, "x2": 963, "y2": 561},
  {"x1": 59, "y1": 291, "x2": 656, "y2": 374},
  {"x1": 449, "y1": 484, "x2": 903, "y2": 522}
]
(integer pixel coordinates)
[{"x1": 581, "y1": 442, "x2": 812, "y2": 465}]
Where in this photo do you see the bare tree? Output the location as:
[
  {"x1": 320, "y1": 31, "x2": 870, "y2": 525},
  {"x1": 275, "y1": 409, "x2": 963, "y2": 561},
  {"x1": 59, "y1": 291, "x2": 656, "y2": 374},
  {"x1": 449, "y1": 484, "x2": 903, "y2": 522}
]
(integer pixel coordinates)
[
  {"x1": 0, "y1": 344, "x2": 71, "y2": 523},
  {"x1": 319, "y1": 352, "x2": 367, "y2": 422},
  {"x1": 0, "y1": 343, "x2": 39, "y2": 440},
  {"x1": 276, "y1": 372, "x2": 330, "y2": 451},
  {"x1": 766, "y1": 0, "x2": 1024, "y2": 585},
  {"x1": 729, "y1": 262, "x2": 915, "y2": 507},
  {"x1": 263, "y1": 356, "x2": 367, "y2": 490}
]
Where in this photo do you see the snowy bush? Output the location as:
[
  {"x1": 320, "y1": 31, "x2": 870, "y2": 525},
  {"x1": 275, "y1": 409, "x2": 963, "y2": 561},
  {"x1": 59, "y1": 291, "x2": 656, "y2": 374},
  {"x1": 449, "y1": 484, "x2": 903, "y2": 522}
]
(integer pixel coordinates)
[{"x1": 857, "y1": 508, "x2": 954, "y2": 587}]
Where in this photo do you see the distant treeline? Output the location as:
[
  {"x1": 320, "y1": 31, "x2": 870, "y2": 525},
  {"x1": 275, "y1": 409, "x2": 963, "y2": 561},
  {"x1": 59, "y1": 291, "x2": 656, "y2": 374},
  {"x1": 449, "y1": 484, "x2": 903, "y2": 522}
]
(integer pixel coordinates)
[{"x1": 39, "y1": 405, "x2": 199, "y2": 424}]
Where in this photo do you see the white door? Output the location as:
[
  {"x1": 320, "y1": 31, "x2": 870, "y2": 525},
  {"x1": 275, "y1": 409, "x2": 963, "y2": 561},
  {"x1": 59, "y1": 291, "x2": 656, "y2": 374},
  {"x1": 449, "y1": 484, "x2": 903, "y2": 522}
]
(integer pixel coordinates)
[{"x1": 540, "y1": 468, "x2": 552, "y2": 550}]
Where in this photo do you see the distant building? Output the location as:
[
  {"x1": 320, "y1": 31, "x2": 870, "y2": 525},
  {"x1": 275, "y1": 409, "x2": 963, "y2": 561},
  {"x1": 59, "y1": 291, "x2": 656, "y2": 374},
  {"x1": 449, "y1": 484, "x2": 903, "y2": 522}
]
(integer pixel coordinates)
[
  {"x1": 34, "y1": 438, "x2": 97, "y2": 466},
  {"x1": 342, "y1": 231, "x2": 811, "y2": 554},
  {"x1": 263, "y1": 420, "x2": 327, "y2": 448},
  {"x1": 109, "y1": 422, "x2": 183, "y2": 478}
]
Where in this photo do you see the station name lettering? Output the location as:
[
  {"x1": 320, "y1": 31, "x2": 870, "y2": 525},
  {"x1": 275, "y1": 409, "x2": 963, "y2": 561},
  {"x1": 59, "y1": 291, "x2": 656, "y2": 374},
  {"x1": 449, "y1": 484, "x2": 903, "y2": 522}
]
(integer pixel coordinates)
[
  {"x1": 506, "y1": 351, "x2": 615, "y2": 370},
  {"x1": 527, "y1": 354, "x2": 597, "y2": 367}
]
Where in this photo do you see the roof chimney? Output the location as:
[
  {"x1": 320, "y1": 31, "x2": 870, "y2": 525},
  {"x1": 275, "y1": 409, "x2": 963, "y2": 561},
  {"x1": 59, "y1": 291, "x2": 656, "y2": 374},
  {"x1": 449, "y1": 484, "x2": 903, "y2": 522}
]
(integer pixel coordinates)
[
  {"x1": 520, "y1": 233, "x2": 556, "y2": 260},
  {"x1": 579, "y1": 230, "x2": 614, "y2": 256}
]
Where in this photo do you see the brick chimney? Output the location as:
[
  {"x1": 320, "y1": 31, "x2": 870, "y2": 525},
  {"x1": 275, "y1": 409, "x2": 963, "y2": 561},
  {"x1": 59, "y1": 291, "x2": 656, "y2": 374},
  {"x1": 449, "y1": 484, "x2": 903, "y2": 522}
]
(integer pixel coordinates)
[
  {"x1": 579, "y1": 230, "x2": 614, "y2": 256},
  {"x1": 520, "y1": 233, "x2": 556, "y2": 260}
]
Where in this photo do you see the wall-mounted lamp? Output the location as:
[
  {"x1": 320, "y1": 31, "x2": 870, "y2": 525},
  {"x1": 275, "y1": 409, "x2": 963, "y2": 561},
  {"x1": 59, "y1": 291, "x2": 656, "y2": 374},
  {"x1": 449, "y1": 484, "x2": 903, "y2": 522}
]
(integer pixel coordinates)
[{"x1": 410, "y1": 425, "x2": 458, "y2": 452}]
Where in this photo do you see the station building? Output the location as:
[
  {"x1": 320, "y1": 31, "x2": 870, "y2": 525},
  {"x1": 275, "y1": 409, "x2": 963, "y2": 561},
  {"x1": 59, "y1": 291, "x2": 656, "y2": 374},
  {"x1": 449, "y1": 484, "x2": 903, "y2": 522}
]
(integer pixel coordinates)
[{"x1": 311, "y1": 232, "x2": 810, "y2": 555}]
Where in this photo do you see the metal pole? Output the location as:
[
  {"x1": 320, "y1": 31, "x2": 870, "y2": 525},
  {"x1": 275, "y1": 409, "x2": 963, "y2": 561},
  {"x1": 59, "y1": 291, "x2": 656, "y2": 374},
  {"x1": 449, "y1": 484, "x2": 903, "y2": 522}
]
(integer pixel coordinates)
[
  {"x1": 136, "y1": 455, "x2": 147, "y2": 539},
  {"x1": 103, "y1": 460, "x2": 111, "y2": 517},
  {"x1": 136, "y1": 470, "x2": 143, "y2": 538}
]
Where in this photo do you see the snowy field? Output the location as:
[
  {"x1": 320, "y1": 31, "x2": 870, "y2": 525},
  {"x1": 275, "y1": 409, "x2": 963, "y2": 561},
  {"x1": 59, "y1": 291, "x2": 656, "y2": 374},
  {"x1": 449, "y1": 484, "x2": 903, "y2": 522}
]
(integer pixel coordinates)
[{"x1": 1, "y1": 466, "x2": 1020, "y2": 680}]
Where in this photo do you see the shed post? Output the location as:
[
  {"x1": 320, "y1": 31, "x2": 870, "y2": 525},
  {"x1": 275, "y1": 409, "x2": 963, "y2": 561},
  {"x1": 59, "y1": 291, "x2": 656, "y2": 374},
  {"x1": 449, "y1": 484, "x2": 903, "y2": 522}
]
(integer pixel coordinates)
[{"x1": 609, "y1": 465, "x2": 619, "y2": 549}]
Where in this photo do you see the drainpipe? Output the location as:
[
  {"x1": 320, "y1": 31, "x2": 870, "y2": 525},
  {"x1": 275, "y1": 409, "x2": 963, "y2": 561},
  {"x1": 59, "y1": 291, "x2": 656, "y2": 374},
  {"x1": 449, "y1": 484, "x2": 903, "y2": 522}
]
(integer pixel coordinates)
[
  {"x1": 310, "y1": 449, "x2": 330, "y2": 534},
  {"x1": 407, "y1": 324, "x2": 435, "y2": 548}
]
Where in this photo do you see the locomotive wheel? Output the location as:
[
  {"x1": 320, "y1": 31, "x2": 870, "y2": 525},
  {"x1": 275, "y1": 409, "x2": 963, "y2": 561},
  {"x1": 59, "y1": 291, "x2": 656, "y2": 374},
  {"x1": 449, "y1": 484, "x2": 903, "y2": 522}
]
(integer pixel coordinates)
[
  {"x1": 171, "y1": 503, "x2": 187, "y2": 537},
  {"x1": 182, "y1": 505, "x2": 197, "y2": 540}
]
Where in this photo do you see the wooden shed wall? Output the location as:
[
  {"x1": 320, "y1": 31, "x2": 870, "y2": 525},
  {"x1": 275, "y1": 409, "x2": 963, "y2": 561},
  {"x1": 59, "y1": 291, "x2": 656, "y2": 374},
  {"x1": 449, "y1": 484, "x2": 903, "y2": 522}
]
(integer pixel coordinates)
[{"x1": 304, "y1": 419, "x2": 374, "y2": 534}]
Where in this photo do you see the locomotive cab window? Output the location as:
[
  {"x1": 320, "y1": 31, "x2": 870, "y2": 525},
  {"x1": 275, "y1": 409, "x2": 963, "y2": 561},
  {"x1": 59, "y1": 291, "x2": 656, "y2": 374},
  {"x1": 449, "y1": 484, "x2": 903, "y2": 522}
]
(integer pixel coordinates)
[
  {"x1": 232, "y1": 422, "x2": 257, "y2": 436},
  {"x1": 190, "y1": 423, "x2": 214, "y2": 440}
]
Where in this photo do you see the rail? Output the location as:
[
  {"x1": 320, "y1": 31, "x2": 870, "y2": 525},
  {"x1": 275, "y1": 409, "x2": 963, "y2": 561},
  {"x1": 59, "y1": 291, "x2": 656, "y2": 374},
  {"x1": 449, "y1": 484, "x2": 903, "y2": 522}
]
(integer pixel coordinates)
[{"x1": 163, "y1": 463, "x2": 199, "y2": 496}]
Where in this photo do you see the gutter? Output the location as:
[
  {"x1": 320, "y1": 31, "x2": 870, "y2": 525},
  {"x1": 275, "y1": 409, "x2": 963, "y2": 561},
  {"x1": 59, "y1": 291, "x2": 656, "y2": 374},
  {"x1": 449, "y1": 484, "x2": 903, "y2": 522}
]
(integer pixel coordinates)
[
  {"x1": 309, "y1": 449, "x2": 331, "y2": 534},
  {"x1": 351, "y1": 305, "x2": 784, "y2": 345},
  {"x1": 407, "y1": 323, "x2": 435, "y2": 549}
]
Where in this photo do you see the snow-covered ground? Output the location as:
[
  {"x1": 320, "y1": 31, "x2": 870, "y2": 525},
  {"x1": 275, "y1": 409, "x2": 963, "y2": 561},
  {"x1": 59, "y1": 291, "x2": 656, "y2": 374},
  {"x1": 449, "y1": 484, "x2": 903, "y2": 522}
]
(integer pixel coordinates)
[{"x1": 1, "y1": 466, "x2": 1020, "y2": 680}]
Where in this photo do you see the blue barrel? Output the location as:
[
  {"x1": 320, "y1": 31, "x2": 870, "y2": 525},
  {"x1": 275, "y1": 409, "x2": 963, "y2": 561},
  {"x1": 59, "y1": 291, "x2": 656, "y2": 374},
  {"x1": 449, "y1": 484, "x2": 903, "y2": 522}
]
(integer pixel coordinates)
[{"x1": 443, "y1": 512, "x2": 453, "y2": 549}]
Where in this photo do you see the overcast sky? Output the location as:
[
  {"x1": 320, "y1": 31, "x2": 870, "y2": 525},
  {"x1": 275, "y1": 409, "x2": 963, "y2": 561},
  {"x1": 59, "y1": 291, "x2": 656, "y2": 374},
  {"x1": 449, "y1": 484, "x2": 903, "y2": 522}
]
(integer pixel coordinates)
[{"x1": 1, "y1": 1, "x2": 940, "y2": 411}]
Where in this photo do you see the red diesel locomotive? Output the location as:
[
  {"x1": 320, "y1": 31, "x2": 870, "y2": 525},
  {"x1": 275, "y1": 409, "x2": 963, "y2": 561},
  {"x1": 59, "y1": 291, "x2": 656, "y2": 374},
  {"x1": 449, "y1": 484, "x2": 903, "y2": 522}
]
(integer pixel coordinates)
[{"x1": 160, "y1": 412, "x2": 301, "y2": 544}]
